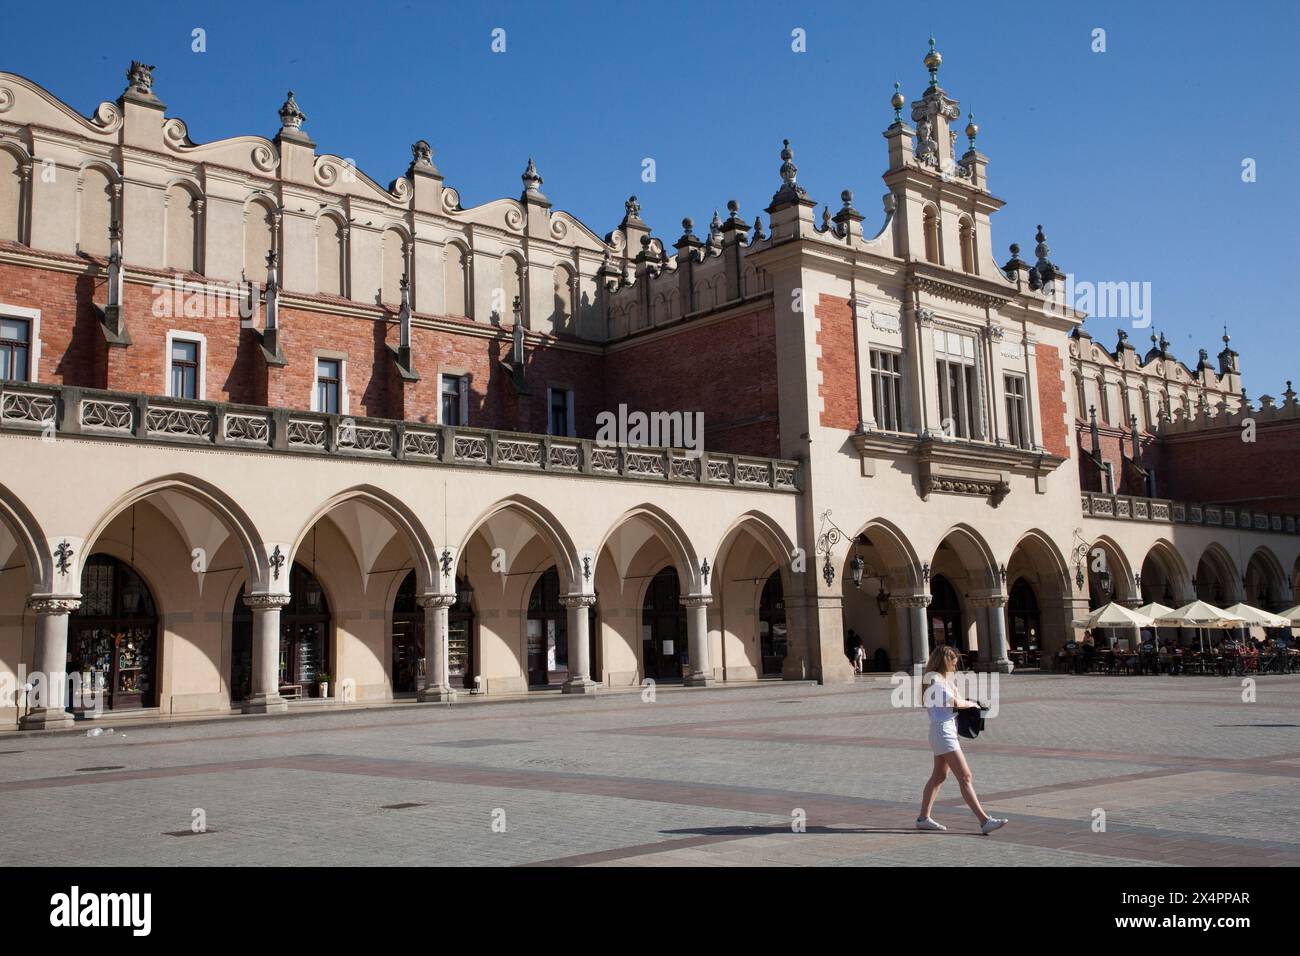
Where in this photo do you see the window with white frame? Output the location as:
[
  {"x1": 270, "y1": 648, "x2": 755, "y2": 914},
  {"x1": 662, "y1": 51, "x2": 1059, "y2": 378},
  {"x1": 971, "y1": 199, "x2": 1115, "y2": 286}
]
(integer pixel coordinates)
[
  {"x1": 440, "y1": 373, "x2": 469, "y2": 426},
  {"x1": 1, "y1": 316, "x2": 31, "y2": 381},
  {"x1": 1004, "y1": 374, "x2": 1030, "y2": 449},
  {"x1": 934, "y1": 329, "x2": 980, "y2": 439},
  {"x1": 547, "y1": 386, "x2": 575, "y2": 436},
  {"x1": 316, "y1": 358, "x2": 342, "y2": 414},
  {"x1": 869, "y1": 349, "x2": 904, "y2": 432},
  {"x1": 169, "y1": 337, "x2": 200, "y2": 399}
]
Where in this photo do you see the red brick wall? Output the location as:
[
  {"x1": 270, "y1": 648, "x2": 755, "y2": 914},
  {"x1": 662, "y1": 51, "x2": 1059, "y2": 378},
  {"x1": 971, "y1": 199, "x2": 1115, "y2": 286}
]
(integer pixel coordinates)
[
  {"x1": 0, "y1": 255, "x2": 100, "y2": 387},
  {"x1": 1035, "y1": 343, "x2": 1071, "y2": 459},
  {"x1": 603, "y1": 306, "x2": 779, "y2": 457},
  {"x1": 814, "y1": 294, "x2": 857, "y2": 431},
  {"x1": 1154, "y1": 420, "x2": 1300, "y2": 513}
]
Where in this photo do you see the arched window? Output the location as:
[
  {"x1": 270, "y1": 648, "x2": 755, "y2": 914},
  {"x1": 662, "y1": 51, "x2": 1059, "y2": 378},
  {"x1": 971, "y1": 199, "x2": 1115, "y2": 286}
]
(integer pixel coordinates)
[
  {"x1": 69, "y1": 554, "x2": 158, "y2": 711},
  {"x1": 759, "y1": 571, "x2": 787, "y2": 675},
  {"x1": 922, "y1": 205, "x2": 940, "y2": 264},
  {"x1": 958, "y1": 217, "x2": 975, "y2": 273},
  {"x1": 443, "y1": 243, "x2": 469, "y2": 318},
  {"x1": 501, "y1": 254, "x2": 523, "y2": 324},
  {"x1": 317, "y1": 215, "x2": 346, "y2": 297},
  {"x1": 552, "y1": 264, "x2": 574, "y2": 334},
  {"x1": 165, "y1": 183, "x2": 201, "y2": 274},
  {"x1": 243, "y1": 199, "x2": 275, "y2": 280},
  {"x1": 0, "y1": 149, "x2": 23, "y2": 243},
  {"x1": 381, "y1": 228, "x2": 406, "y2": 305},
  {"x1": 78, "y1": 166, "x2": 114, "y2": 258}
]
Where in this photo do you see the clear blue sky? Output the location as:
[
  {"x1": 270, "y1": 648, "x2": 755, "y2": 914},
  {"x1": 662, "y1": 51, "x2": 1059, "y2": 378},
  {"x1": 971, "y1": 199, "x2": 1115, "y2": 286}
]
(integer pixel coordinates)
[{"x1": 4, "y1": 0, "x2": 1297, "y2": 395}]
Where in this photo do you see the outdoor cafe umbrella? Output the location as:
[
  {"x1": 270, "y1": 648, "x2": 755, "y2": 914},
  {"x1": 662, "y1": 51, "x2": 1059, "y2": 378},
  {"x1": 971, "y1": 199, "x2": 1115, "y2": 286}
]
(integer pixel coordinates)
[
  {"x1": 1136, "y1": 603, "x2": 1175, "y2": 647},
  {"x1": 1223, "y1": 603, "x2": 1291, "y2": 628},
  {"x1": 1155, "y1": 600, "x2": 1245, "y2": 653},
  {"x1": 1072, "y1": 602, "x2": 1154, "y2": 630}
]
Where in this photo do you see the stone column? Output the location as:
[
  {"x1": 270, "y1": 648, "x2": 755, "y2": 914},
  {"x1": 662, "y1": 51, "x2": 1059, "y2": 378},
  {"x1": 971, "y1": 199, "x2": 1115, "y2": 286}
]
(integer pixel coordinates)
[
  {"x1": 907, "y1": 595, "x2": 931, "y2": 669},
  {"x1": 417, "y1": 594, "x2": 457, "y2": 702},
  {"x1": 20, "y1": 597, "x2": 80, "y2": 730},
  {"x1": 973, "y1": 594, "x2": 1013, "y2": 673},
  {"x1": 561, "y1": 594, "x2": 598, "y2": 695},
  {"x1": 680, "y1": 594, "x2": 714, "y2": 687},
  {"x1": 242, "y1": 593, "x2": 290, "y2": 714},
  {"x1": 891, "y1": 600, "x2": 913, "y2": 671}
]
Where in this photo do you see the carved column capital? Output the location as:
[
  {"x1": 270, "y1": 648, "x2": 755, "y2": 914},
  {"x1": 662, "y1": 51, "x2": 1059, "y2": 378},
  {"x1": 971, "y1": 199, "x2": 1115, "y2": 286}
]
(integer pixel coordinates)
[
  {"x1": 26, "y1": 596, "x2": 81, "y2": 615},
  {"x1": 416, "y1": 593, "x2": 457, "y2": 609},
  {"x1": 679, "y1": 594, "x2": 712, "y2": 608},
  {"x1": 242, "y1": 592, "x2": 291, "y2": 610},
  {"x1": 559, "y1": 594, "x2": 597, "y2": 609},
  {"x1": 890, "y1": 594, "x2": 931, "y2": 609}
]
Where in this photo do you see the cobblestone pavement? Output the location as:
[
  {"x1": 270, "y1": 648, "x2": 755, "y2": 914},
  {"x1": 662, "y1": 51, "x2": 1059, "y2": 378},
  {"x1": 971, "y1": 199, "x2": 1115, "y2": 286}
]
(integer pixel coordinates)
[{"x1": 1, "y1": 673, "x2": 1298, "y2": 866}]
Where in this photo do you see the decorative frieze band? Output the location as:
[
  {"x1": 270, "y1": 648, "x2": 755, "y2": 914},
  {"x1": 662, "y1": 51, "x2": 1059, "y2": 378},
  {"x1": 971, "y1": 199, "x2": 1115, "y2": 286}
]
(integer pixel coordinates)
[
  {"x1": 242, "y1": 593, "x2": 292, "y2": 610},
  {"x1": 558, "y1": 594, "x2": 597, "y2": 609},
  {"x1": 26, "y1": 597, "x2": 81, "y2": 615},
  {"x1": 416, "y1": 594, "x2": 457, "y2": 609}
]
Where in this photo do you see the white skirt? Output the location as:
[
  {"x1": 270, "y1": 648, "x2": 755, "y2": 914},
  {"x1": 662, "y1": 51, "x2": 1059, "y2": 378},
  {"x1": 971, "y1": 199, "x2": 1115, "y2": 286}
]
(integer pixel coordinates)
[{"x1": 928, "y1": 719, "x2": 961, "y2": 755}]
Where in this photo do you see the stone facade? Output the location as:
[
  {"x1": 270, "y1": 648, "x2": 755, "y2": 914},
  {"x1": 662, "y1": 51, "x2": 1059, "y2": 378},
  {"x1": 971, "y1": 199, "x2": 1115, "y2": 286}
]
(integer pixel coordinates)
[{"x1": 0, "y1": 47, "x2": 1297, "y2": 728}]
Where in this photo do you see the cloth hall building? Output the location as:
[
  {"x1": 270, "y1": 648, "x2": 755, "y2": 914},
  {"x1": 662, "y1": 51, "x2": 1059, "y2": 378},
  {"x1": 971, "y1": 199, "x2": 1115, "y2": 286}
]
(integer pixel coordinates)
[{"x1": 1, "y1": 47, "x2": 1297, "y2": 729}]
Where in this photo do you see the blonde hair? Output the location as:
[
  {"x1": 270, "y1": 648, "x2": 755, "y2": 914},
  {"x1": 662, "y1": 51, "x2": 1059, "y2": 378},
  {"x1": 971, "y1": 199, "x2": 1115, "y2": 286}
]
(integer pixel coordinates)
[{"x1": 925, "y1": 644, "x2": 959, "y2": 677}]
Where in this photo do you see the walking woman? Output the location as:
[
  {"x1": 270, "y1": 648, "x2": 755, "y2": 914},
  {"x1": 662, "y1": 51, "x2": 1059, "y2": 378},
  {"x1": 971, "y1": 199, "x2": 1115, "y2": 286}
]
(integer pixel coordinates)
[{"x1": 916, "y1": 645, "x2": 1007, "y2": 834}]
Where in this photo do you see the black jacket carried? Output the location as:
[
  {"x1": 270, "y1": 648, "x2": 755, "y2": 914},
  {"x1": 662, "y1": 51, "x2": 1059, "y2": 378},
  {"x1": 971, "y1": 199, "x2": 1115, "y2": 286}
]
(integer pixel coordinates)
[{"x1": 956, "y1": 702, "x2": 990, "y2": 739}]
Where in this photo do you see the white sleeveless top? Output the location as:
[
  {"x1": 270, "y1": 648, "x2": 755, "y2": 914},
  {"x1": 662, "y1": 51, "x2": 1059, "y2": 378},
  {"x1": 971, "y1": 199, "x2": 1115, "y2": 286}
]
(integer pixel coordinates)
[{"x1": 925, "y1": 677, "x2": 956, "y2": 723}]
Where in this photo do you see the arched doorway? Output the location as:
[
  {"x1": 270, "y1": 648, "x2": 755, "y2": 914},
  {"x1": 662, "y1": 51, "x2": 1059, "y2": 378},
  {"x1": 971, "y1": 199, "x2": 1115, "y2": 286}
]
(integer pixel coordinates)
[
  {"x1": 69, "y1": 554, "x2": 159, "y2": 711},
  {"x1": 758, "y1": 571, "x2": 787, "y2": 675},
  {"x1": 231, "y1": 562, "x2": 331, "y2": 701},
  {"x1": 392, "y1": 571, "x2": 422, "y2": 694},
  {"x1": 928, "y1": 574, "x2": 962, "y2": 651},
  {"x1": 1007, "y1": 578, "x2": 1041, "y2": 662},
  {"x1": 527, "y1": 567, "x2": 566, "y2": 686},
  {"x1": 642, "y1": 566, "x2": 686, "y2": 680}
]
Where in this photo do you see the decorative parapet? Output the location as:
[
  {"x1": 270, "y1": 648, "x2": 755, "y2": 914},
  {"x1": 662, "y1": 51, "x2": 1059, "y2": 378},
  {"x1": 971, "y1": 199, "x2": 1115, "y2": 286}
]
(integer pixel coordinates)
[
  {"x1": 0, "y1": 382, "x2": 799, "y2": 494},
  {"x1": 1079, "y1": 491, "x2": 1297, "y2": 537}
]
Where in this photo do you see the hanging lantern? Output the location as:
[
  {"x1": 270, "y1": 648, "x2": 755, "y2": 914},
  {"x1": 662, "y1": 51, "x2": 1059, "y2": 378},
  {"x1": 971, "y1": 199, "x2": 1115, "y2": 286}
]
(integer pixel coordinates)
[
  {"x1": 850, "y1": 553, "x2": 865, "y2": 589},
  {"x1": 120, "y1": 572, "x2": 142, "y2": 616},
  {"x1": 874, "y1": 586, "x2": 891, "y2": 617}
]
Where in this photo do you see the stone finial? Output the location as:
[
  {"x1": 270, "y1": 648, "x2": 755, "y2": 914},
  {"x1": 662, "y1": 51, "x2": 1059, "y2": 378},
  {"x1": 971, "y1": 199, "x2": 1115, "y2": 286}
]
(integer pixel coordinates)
[
  {"x1": 820, "y1": 206, "x2": 832, "y2": 231},
  {"x1": 965, "y1": 111, "x2": 978, "y2": 151},
  {"x1": 680, "y1": 217, "x2": 696, "y2": 240},
  {"x1": 522, "y1": 157, "x2": 543, "y2": 192},
  {"x1": 125, "y1": 61, "x2": 156, "y2": 96},
  {"x1": 412, "y1": 140, "x2": 434, "y2": 167},
  {"x1": 1003, "y1": 242, "x2": 1026, "y2": 280},
  {"x1": 708, "y1": 209, "x2": 723, "y2": 244},
  {"x1": 278, "y1": 91, "x2": 306, "y2": 132},
  {"x1": 1284, "y1": 381, "x2": 1296, "y2": 402},
  {"x1": 752, "y1": 216, "x2": 766, "y2": 240},
  {"x1": 1034, "y1": 224, "x2": 1051, "y2": 263},
  {"x1": 625, "y1": 195, "x2": 642, "y2": 222},
  {"x1": 891, "y1": 81, "x2": 904, "y2": 123},
  {"x1": 840, "y1": 189, "x2": 853, "y2": 209},
  {"x1": 780, "y1": 139, "x2": 797, "y2": 187}
]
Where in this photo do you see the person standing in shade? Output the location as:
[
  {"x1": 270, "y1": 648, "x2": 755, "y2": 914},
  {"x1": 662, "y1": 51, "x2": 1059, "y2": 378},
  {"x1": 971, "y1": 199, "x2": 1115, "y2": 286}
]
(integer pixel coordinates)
[{"x1": 915, "y1": 644, "x2": 1008, "y2": 835}]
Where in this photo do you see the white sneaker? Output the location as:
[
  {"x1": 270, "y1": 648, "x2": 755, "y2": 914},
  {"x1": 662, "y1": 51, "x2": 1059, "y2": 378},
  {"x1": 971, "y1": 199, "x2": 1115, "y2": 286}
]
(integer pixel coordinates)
[
  {"x1": 915, "y1": 817, "x2": 947, "y2": 831},
  {"x1": 980, "y1": 817, "x2": 1008, "y2": 835}
]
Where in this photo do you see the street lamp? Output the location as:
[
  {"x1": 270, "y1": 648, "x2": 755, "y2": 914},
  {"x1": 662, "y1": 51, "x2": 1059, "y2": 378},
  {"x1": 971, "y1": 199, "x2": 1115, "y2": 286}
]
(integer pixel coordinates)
[
  {"x1": 874, "y1": 585, "x2": 891, "y2": 617},
  {"x1": 850, "y1": 553, "x2": 865, "y2": 589}
]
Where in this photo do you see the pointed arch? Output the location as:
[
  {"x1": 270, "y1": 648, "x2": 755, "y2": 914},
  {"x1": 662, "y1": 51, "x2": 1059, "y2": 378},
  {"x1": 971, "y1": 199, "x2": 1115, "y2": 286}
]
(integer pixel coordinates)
[
  {"x1": 0, "y1": 480, "x2": 49, "y2": 589},
  {"x1": 596, "y1": 503, "x2": 700, "y2": 592},
  {"x1": 851, "y1": 516, "x2": 923, "y2": 588},
  {"x1": 288, "y1": 485, "x2": 437, "y2": 594},
  {"x1": 83, "y1": 474, "x2": 267, "y2": 589},
  {"x1": 459, "y1": 495, "x2": 579, "y2": 591}
]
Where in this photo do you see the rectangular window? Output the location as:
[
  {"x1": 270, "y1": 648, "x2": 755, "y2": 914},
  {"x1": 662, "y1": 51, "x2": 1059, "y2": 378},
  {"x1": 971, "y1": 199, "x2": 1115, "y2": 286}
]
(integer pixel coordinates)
[
  {"x1": 441, "y1": 374, "x2": 468, "y2": 426},
  {"x1": 169, "y1": 338, "x2": 199, "y2": 399},
  {"x1": 548, "y1": 387, "x2": 574, "y2": 437},
  {"x1": 934, "y1": 330, "x2": 979, "y2": 439},
  {"x1": 869, "y1": 350, "x2": 904, "y2": 432},
  {"x1": 1004, "y1": 374, "x2": 1029, "y2": 449},
  {"x1": 316, "y1": 358, "x2": 341, "y2": 414},
  {"x1": 0, "y1": 317, "x2": 30, "y2": 381}
]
